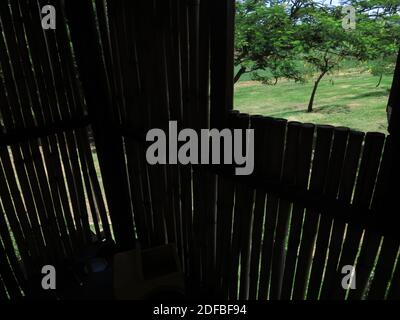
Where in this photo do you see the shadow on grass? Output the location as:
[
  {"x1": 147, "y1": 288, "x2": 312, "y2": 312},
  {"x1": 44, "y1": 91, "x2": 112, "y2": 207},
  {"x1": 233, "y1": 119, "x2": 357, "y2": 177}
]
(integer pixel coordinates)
[
  {"x1": 348, "y1": 89, "x2": 390, "y2": 99},
  {"x1": 378, "y1": 122, "x2": 389, "y2": 131},
  {"x1": 313, "y1": 104, "x2": 351, "y2": 114},
  {"x1": 270, "y1": 104, "x2": 351, "y2": 118}
]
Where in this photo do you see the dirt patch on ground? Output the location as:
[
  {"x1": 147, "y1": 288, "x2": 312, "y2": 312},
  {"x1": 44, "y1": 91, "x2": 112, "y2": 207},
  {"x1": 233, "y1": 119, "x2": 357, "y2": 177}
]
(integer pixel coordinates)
[
  {"x1": 348, "y1": 102, "x2": 362, "y2": 108},
  {"x1": 235, "y1": 81, "x2": 260, "y2": 88}
]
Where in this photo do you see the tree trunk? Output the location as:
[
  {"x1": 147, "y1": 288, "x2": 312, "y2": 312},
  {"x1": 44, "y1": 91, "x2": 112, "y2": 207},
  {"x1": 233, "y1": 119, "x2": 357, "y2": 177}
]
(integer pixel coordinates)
[
  {"x1": 234, "y1": 66, "x2": 247, "y2": 84},
  {"x1": 307, "y1": 71, "x2": 327, "y2": 112},
  {"x1": 376, "y1": 73, "x2": 383, "y2": 87}
]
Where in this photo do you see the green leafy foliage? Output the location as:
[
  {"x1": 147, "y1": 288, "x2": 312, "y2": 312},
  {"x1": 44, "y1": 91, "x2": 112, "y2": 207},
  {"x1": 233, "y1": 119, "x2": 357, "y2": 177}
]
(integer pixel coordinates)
[{"x1": 235, "y1": 0, "x2": 400, "y2": 111}]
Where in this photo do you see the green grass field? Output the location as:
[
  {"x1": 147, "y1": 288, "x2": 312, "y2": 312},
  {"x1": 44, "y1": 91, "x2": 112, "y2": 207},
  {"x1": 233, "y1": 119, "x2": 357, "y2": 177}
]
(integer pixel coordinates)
[{"x1": 234, "y1": 70, "x2": 392, "y2": 134}]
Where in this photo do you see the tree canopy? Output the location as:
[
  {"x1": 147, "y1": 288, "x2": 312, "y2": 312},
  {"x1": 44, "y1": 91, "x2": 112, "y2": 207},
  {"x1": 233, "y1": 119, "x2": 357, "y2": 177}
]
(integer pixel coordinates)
[{"x1": 234, "y1": 0, "x2": 400, "y2": 111}]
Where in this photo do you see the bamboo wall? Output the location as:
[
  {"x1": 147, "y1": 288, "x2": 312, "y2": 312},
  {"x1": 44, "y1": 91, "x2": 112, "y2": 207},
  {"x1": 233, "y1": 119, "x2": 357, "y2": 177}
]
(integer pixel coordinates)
[
  {"x1": 0, "y1": 0, "x2": 399, "y2": 300},
  {"x1": 0, "y1": 0, "x2": 113, "y2": 298}
]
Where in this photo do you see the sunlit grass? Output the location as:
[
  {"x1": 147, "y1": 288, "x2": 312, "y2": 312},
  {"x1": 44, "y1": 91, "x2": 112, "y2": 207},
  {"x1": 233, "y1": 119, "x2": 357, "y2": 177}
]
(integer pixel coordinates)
[{"x1": 234, "y1": 70, "x2": 391, "y2": 134}]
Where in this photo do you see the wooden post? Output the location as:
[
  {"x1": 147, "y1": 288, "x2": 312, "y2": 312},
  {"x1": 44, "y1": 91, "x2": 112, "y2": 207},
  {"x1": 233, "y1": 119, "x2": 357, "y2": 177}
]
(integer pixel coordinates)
[
  {"x1": 210, "y1": 0, "x2": 235, "y2": 128},
  {"x1": 388, "y1": 49, "x2": 400, "y2": 136}
]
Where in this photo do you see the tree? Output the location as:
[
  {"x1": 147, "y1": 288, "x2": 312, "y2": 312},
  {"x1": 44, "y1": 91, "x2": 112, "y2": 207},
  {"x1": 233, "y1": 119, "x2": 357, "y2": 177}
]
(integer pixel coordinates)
[
  {"x1": 352, "y1": 1, "x2": 400, "y2": 86},
  {"x1": 298, "y1": 6, "x2": 373, "y2": 112},
  {"x1": 369, "y1": 55, "x2": 397, "y2": 86},
  {"x1": 234, "y1": 0, "x2": 316, "y2": 83},
  {"x1": 342, "y1": 0, "x2": 400, "y2": 17}
]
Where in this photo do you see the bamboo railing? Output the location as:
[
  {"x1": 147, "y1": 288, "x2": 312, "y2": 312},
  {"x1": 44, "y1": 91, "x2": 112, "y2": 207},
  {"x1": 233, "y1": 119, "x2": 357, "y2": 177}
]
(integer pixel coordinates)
[{"x1": 0, "y1": 0, "x2": 399, "y2": 300}]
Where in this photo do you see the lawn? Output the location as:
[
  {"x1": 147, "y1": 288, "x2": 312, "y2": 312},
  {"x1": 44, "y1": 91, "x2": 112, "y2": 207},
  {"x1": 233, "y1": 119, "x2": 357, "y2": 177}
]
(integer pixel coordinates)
[{"x1": 234, "y1": 70, "x2": 392, "y2": 134}]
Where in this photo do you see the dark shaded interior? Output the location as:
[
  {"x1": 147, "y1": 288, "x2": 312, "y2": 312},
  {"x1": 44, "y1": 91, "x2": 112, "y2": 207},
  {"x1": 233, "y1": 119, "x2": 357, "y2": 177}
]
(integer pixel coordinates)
[{"x1": 0, "y1": 0, "x2": 399, "y2": 300}]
